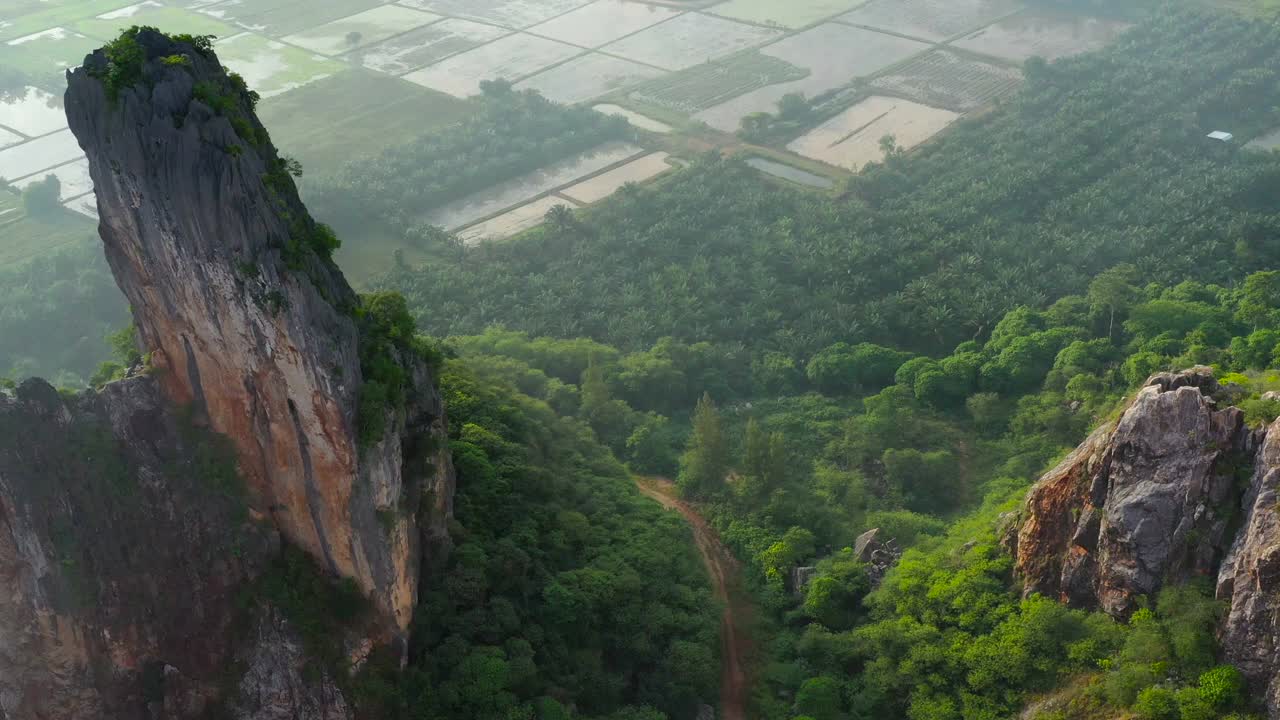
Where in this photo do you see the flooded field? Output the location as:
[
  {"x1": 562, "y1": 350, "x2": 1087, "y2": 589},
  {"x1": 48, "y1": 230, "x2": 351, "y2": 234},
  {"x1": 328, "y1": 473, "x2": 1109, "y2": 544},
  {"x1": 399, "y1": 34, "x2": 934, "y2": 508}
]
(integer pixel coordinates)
[
  {"x1": 0, "y1": 86, "x2": 69, "y2": 137},
  {"x1": 630, "y1": 51, "x2": 806, "y2": 114},
  {"x1": 215, "y1": 32, "x2": 344, "y2": 97},
  {"x1": 402, "y1": 32, "x2": 582, "y2": 97},
  {"x1": 787, "y1": 95, "x2": 959, "y2": 170},
  {"x1": 871, "y1": 49, "x2": 1023, "y2": 112},
  {"x1": 0, "y1": 127, "x2": 20, "y2": 149},
  {"x1": 839, "y1": 0, "x2": 1024, "y2": 42},
  {"x1": 0, "y1": 128, "x2": 82, "y2": 181},
  {"x1": 517, "y1": 53, "x2": 662, "y2": 105},
  {"x1": 602, "y1": 12, "x2": 784, "y2": 71},
  {"x1": 561, "y1": 152, "x2": 672, "y2": 204},
  {"x1": 199, "y1": 0, "x2": 383, "y2": 36},
  {"x1": 1, "y1": 27, "x2": 97, "y2": 87},
  {"x1": 457, "y1": 195, "x2": 579, "y2": 245},
  {"x1": 708, "y1": 0, "x2": 861, "y2": 29},
  {"x1": 63, "y1": 192, "x2": 99, "y2": 220},
  {"x1": 954, "y1": 10, "x2": 1131, "y2": 61},
  {"x1": 745, "y1": 157, "x2": 834, "y2": 189},
  {"x1": 75, "y1": 2, "x2": 233, "y2": 41},
  {"x1": 12, "y1": 158, "x2": 93, "y2": 200},
  {"x1": 528, "y1": 0, "x2": 681, "y2": 47},
  {"x1": 282, "y1": 5, "x2": 441, "y2": 56},
  {"x1": 0, "y1": 0, "x2": 132, "y2": 42},
  {"x1": 425, "y1": 141, "x2": 643, "y2": 229},
  {"x1": 694, "y1": 23, "x2": 928, "y2": 131},
  {"x1": 399, "y1": 0, "x2": 591, "y2": 29},
  {"x1": 592, "y1": 104, "x2": 673, "y2": 133},
  {"x1": 347, "y1": 18, "x2": 507, "y2": 76}
]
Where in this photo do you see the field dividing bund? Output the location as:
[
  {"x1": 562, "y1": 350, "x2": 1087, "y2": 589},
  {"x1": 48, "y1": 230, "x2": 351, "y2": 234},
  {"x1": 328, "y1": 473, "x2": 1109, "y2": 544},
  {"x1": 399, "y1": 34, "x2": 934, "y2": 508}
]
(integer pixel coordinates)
[
  {"x1": 343, "y1": 18, "x2": 509, "y2": 76},
  {"x1": 705, "y1": 0, "x2": 863, "y2": 29},
  {"x1": 524, "y1": 0, "x2": 683, "y2": 47},
  {"x1": 280, "y1": 5, "x2": 443, "y2": 56}
]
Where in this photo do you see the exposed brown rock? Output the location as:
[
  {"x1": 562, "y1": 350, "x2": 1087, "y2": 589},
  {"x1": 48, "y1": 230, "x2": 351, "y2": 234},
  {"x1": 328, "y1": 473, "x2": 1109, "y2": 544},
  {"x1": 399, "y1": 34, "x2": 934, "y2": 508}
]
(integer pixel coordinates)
[
  {"x1": 1015, "y1": 368, "x2": 1254, "y2": 614},
  {"x1": 63, "y1": 29, "x2": 453, "y2": 636}
]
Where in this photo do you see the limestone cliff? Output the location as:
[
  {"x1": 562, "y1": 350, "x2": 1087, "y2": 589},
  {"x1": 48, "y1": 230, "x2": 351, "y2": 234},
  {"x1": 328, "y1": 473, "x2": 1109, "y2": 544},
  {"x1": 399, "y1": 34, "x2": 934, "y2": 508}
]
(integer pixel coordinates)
[
  {"x1": 0, "y1": 27, "x2": 454, "y2": 720},
  {"x1": 63, "y1": 28, "x2": 454, "y2": 635}
]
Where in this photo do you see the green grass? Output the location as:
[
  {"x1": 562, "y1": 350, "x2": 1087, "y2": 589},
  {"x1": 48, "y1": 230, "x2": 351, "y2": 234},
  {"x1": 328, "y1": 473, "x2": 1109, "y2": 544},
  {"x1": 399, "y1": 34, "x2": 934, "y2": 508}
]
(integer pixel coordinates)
[
  {"x1": 0, "y1": 0, "x2": 133, "y2": 42},
  {"x1": 706, "y1": 0, "x2": 861, "y2": 28},
  {"x1": 73, "y1": 7, "x2": 235, "y2": 43},
  {"x1": 0, "y1": 189, "x2": 98, "y2": 266},
  {"x1": 259, "y1": 68, "x2": 475, "y2": 176},
  {"x1": 627, "y1": 51, "x2": 808, "y2": 115},
  {"x1": 214, "y1": 32, "x2": 345, "y2": 98}
]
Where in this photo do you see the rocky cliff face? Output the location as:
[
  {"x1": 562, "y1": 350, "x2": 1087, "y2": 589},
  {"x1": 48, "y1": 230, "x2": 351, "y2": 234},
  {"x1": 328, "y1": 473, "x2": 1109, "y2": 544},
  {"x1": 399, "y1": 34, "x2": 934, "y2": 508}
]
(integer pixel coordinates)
[
  {"x1": 1013, "y1": 366, "x2": 1280, "y2": 713},
  {"x1": 63, "y1": 28, "x2": 453, "y2": 635},
  {"x1": 1013, "y1": 367, "x2": 1254, "y2": 614},
  {"x1": 0, "y1": 28, "x2": 454, "y2": 720}
]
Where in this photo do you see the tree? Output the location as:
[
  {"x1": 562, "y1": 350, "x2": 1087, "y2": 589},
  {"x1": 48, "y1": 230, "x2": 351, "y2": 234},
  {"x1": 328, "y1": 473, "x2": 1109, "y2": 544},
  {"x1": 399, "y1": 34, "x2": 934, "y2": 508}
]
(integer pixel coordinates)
[
  {"x1": 794, "y1": 676, "x2": 844, "y2": 720},
  {"x1": 345, "y1": 30, "x2": 363, "y2": 46},
  {"x1": 677, "y1": 393, "x2": 728, "y2": 498},
  {"x1": 1088, "y1": 264, "x2": 1139, "y2": 339},
  {"x1": 22, "y1": 174, "x2": 61, "y2": 218},
  {"x1": 1235, "y1": 270, "x2": 1280, "y2": 330}
]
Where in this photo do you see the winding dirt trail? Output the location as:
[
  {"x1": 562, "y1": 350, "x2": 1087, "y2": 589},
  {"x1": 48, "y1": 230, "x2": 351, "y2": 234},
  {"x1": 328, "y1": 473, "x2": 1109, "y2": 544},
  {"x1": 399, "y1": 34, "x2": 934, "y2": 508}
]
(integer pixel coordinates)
[{"x1": 634, "y1": 477, "x2": 752, "y2": 720}]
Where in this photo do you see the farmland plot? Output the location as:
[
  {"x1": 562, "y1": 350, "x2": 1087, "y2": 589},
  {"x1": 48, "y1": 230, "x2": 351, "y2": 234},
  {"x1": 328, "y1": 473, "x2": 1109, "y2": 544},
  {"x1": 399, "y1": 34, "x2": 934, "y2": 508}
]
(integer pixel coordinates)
[
  {"x1": 707, "y1": 0, "x2": 862, "y2": 29},
  {"x1": 424, "y1": 141, "x2": 642, "y2": 229},
  {"x1": 0, "y1": 127, "x2": 21, "y2": 149},
  {"x1": 0, "y1": 0, "x2": 132, "y2": 42},
  {"x1": 870, "y1": 49, "x2": 1023, "y2": 111},
  {"x1": 592, "y1": 104, "x2": 673, "y2": 133},
  {"x1": 0, "y1": 27, "x2": 98, "y2": 89},
  {"x1": 838, "y1": 0, "x2": 1024, "y2": 42},
  {"x1": 12, "y1": 158, "x2": 93, "y2": 200},
  {"x1": 603, "y1": 12, "x2": 784, "y2": 71},
  {"x1": 199, "y1": 0, "x2": 383, "y2": 37},
  {"x1": 560, "y1": 152, "x2": 672, "y2": 203},
  {"x1": 629, "y1": 51, "x2": 806, "y2": 114},
  {"x1": 695, "y1": 23, "x2": 929, "y2": 130},
  {"x1": 517, "y1": 53, "x2": 663, "y2": 105},
  {"x1": 215, "y1": 33, "x2": 345, "y2": 98},
  {"x1": 458, "y1": 196, "x2": 580, "y2": 245},
  {"x1": 1246, "y1": 127, "x2": 1280, "y2": 152},
  {"x1": 0, "y1": 129, "x2": 82, "y2": 181},
  {"x1": 787, "y1": 95, "x2": 959, "y2": 170},
  {"x1": 954, "y1": 10, "x2": 1131, "y2": 61},
  {"x1": 63, "y1": 192, "x2": 98, "y2": 220},
  {"x1": 282, "y1": 6, "x2": 442, "y2": 56},
  {"x1": 399, "y1": 0, "x2": 592, "y2": 29},
  {"x1": 527, "y1": 0, "x2": 682, "y2": 47},
  {"x1": 74, "y1": 2, "x2": 234, "y2": 41},
  {"x1": 0, "y1": 86, "x2": 69, "y2": 137},
  {"x1": 745, "y1": 157, "x2": 834, "y2": 188},
  {"x1": 403, "y1": 33, "x2": 582, "y2": 98},
  {"x1": 347, "y1": 19, "x2": 508, "y2": 76}
]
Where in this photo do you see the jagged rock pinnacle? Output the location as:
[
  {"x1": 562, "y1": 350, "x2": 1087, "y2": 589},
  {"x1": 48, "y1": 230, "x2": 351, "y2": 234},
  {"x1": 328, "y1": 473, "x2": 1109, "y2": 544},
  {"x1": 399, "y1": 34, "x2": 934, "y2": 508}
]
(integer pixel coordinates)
[{"x1": 64, "y1": 27, "x2": 453, "y2": 636}]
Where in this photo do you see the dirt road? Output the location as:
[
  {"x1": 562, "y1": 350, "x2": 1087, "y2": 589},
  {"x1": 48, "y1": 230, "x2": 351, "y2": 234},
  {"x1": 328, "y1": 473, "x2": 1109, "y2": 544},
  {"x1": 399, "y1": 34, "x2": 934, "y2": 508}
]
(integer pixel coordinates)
[{"x1": 634, "y1": 477, "x2": 751, "y2": 720}]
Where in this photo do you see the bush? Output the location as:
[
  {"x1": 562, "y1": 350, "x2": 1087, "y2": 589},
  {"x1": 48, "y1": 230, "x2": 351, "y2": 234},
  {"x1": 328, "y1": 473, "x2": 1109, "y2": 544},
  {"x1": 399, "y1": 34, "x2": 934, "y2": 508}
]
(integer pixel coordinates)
[
  {"x1": 1196, "y1": 665, "x2": 1245, "y2": 709},
  {"x1": 21, "y1": 174, "x2": 61, "y2": 218},
  {"x1": 1133, "y1": 686, "x2": 1180, "y2": 720}
]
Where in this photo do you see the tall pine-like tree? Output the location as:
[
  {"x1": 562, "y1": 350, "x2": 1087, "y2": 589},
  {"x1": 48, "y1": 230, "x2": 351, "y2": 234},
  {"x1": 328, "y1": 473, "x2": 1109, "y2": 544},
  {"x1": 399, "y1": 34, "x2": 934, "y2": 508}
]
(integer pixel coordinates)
[{"x1": 677, "y1": 392, "x2": 728, "y2": 498}]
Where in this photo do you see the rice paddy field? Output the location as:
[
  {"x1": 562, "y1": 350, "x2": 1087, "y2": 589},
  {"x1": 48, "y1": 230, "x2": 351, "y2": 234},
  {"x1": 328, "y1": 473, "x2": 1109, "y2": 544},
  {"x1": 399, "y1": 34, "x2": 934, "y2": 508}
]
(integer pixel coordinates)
[
  {"x1": 838, "y1": 0, "x2": 1025, "y2": 42},
  {"x1": 602, "y1": 12, "x2": 785, "y2": 70},
  {"x1": 0, "y1": 0, "x2": 1135, "y2": 272},
  {"x1": 953, "y1": 9, "x2": 1132, "y2": 61},
  {"x1": 694, "y1": 23, "x2": 930, "y2": 130},
  {"x1": 0, "y1": 188, "x2": 98, "y2": 267},
  {"x1": 706, "y1": 0, "x2": 863, "y2": 29},
  {"x1": 457, "y1": 196, "x2": 580, "y2": 245},
  {"x1": 786, "y1": 95, "x2": 960, "y2": 170},
  {"x1": 402, "y1": 32, "x2": 583, "y2": 97},
  {"x1": 424, "y1": 141, "x2": 644, "y2": 229},
  {"x1": 870, "y1": 49, "x2": 1023, "y2": 112}
]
